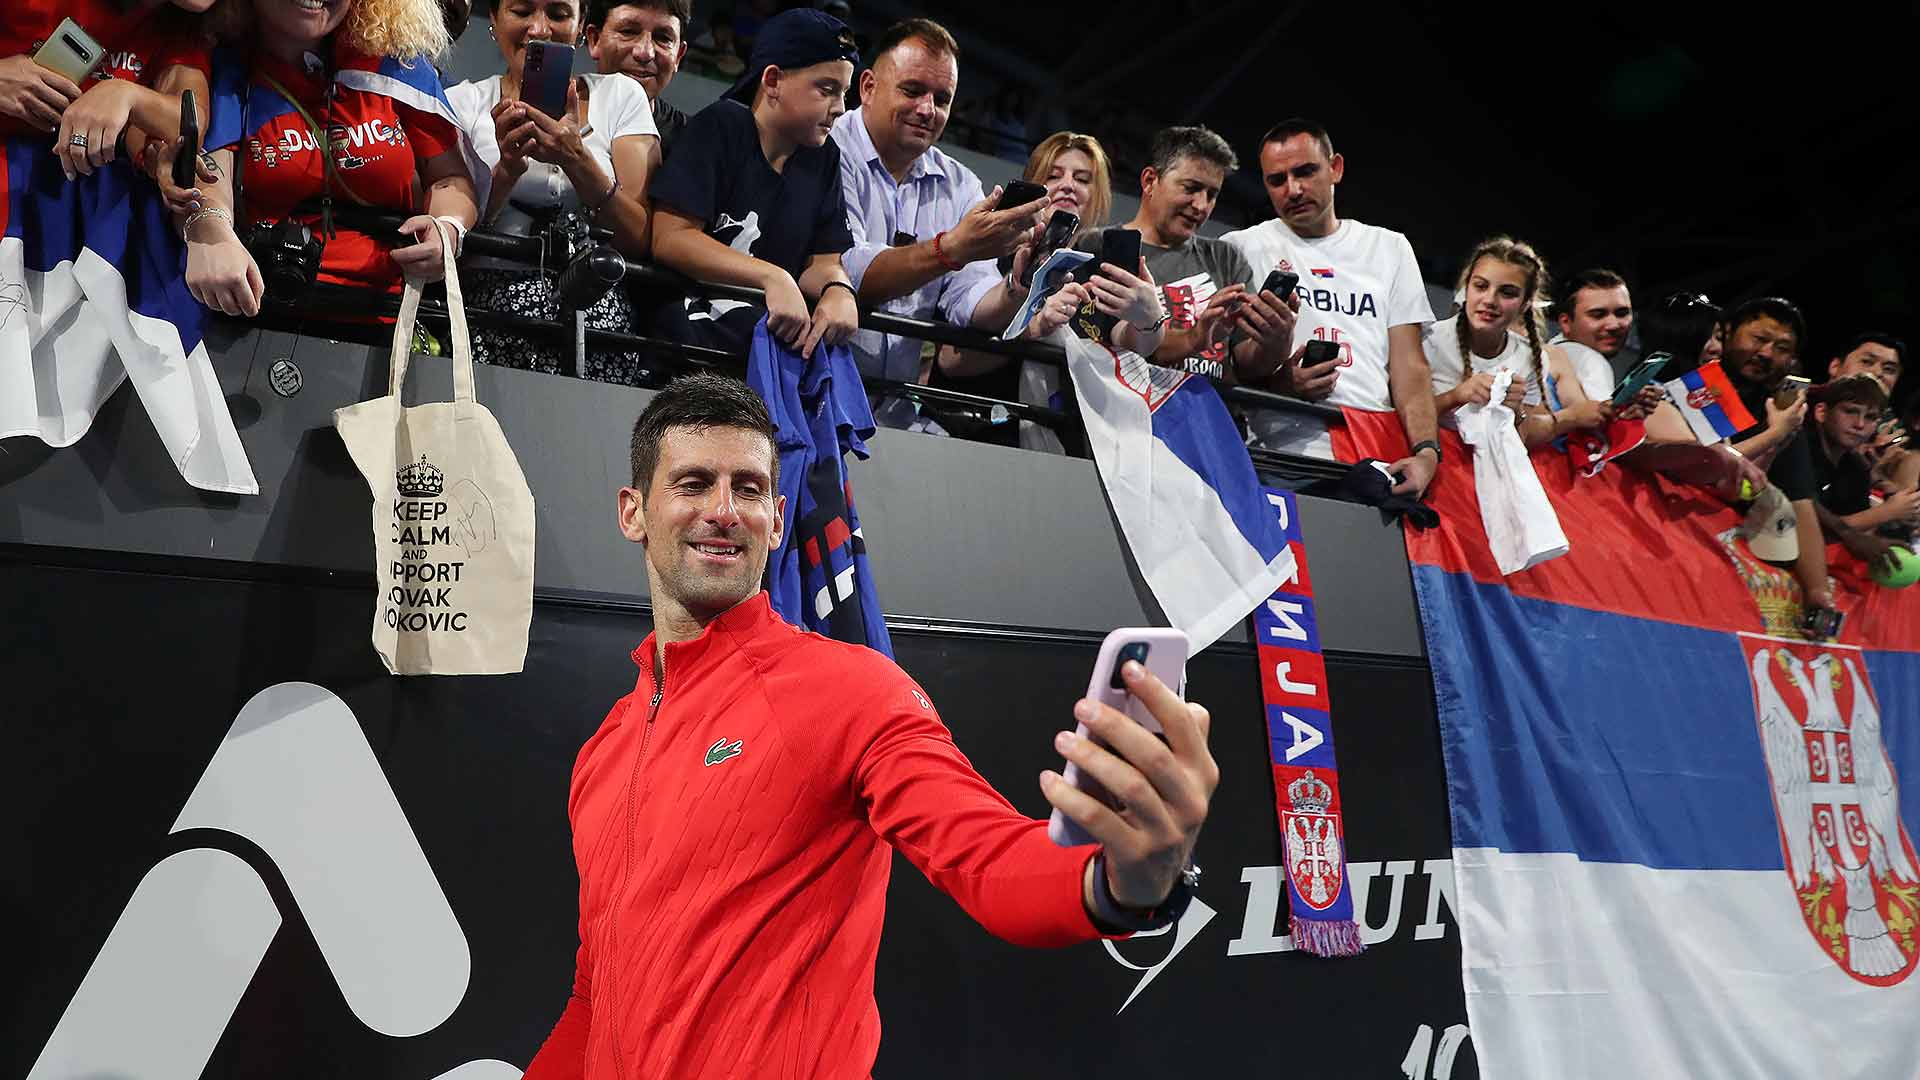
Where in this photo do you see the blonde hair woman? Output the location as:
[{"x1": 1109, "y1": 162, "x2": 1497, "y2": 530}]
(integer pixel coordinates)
[{"x1": 180, "y1": 0, "x2": 477, "y2": 317}]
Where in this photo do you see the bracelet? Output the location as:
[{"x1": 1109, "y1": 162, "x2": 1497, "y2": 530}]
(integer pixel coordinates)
[
  {"x1": 587, "y1": 175, "x2": 621, "y2": 218},
  {"x1": 1410, "y1": 438, "x2": 1443, "y2": 464},
  {"x1": 432, "y1": 215, "x2": 467, "y2": 258},
  {"x1": 931, "y1": 230, "x2": 964, "y2": 273},
  {"x1": 180, "y1": 205, "x2": 233, "y2": 242},
  {"x1": 822, "y1": 280, "x2": 855, "y2": 302}
]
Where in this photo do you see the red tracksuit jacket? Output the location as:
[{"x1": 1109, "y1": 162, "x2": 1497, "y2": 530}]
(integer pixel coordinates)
[{"x1": 523, "y1": 592, "x2": 1107, "y2": 1079}]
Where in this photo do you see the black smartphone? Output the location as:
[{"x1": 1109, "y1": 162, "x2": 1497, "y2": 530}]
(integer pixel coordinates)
[
  {"x1": 1019, "y1": 209, "x2": 1079, "y2": 288},
  {"x1": 1301, "y1": 339, "x2": 1340, "y2": 366},
  {"x1": 1099, "y1": 227, "x2": 1141, "y2": 275},
  {"x1": 1800, "y1": 604, "x2": 1844, "y2": 640},
  {"x1": 996, "y1": 179, "x2": 1047, "y2": 210},
  {"x1": 173, "y1": 89, "x2": 200, "y2": 190},
  {"x1": 1261, "y1": 268, "x2": 1298, "y2": 301},
  {"x1": 522, "y1": 41, "x2": 576, "y2": 118}
]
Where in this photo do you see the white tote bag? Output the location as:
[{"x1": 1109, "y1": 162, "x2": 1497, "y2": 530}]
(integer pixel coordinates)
[{"x1": 334, "y1": 220, "x2": 535, "y2": 674}]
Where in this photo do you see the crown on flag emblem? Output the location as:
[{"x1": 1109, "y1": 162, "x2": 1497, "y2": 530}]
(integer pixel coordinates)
[
  {"x1": 397, "y1": 455, "x2": 444, "y2": 498},
  {"x1": 1687, "y1": 385, "x2": 1718, "y2": 411},
  {"x1": 1287, "y1": 770, "x2": 1333, "y2": 815}
]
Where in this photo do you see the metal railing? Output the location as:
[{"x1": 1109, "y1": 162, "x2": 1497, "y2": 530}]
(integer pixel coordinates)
[{"x1": 257, "y1": 209, "x2": 1348, "y2": 480}]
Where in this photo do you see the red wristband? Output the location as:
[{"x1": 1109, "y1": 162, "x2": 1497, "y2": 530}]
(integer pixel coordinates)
[{"x1": 931, "y1": 230, "x2": 964, "y2": 273}]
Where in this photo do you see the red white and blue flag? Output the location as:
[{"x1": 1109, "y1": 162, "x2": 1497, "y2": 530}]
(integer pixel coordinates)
[
  {"x1": 0, "y1": 142, "x2": 257, "y2": 494},
  {"x1": 1336, "y1": 409, "x2": 1920, "y2": 1076},
  {"x1": 1060, "y1": 334, "x2": 1293, "y2": 649},
  {"x1": 1663, "y1": 359, "x2": 1758, "y2": 445}
]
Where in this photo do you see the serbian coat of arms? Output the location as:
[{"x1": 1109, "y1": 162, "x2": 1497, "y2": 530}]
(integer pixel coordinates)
[
  {"x1": 1741, "y1": 633, "x2": 1920, "y2": 985},
  {"x1": 1282, "y1": 769, "x2": 1344, "y2": 910}
]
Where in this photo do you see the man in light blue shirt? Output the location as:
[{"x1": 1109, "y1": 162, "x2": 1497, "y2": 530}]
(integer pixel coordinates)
[{"x1": 830, "y1": 18, "x2": 1047, "y2": 408}]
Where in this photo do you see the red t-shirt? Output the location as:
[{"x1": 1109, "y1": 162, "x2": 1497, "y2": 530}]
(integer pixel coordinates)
[
  {"x1": 0, "y1": 0, "x2": 210, "y2": 139},
  {"x1": 219, "y1": 49, "x2": 458, "y2": 291},
  {"x1": 523, "y1": 592, "x2": 1108, "y2": 1080}
]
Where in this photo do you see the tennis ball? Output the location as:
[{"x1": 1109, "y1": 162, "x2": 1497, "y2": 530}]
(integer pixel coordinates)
[
  {"x1": 1738, "y1": 478, "x2": 1756, "y2": 502},
  {"x1": 1872, "y1": 546, "x2": 1920, "y2": 589}
]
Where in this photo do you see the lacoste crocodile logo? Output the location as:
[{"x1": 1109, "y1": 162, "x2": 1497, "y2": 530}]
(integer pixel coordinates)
[{"x1": 704, "y1": 738, "x2": 744, "y2": 767}]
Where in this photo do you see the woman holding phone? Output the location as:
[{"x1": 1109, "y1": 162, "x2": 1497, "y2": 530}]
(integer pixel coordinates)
[
  {"x1": 446, "y1": 0, "x2": 660, "y2": 383},
  {"x1": 177, "y1": 0, "x2": 477, "y2": 319},
  {"x1": 1, "y1": 0, "x2": 248, "y2": 491}
]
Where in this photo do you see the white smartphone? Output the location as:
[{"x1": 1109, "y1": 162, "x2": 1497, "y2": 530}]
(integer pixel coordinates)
[
  {"x1": 1047, "y1": 627, "x2": 1190, "y2": 847},
  {"x1": 33, "y1": 18, "x2": 107, "y2": 84}
]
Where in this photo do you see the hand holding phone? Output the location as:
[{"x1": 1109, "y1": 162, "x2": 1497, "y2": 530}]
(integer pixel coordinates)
[
  {"x1": 1774, "y1": 374, "x2": 1813, "y2": 412},
  {"x1": 1047, "y1": 628, "x2": 1188, "y2": 847},
  {"x1": 32, "y1": 18, "x2": 106, "y2": 84}
]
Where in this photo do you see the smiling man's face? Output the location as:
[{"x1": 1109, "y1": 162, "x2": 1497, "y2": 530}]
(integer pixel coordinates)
[{"x1": 620, "y1": 424, "x2": 784, "y2": 623}]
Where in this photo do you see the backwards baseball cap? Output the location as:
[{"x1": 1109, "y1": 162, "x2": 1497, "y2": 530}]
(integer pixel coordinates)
[
  {"x1": 1738, "y1": 483, "x2": 1800, "y2": 563},
  {"x1": 723, "y1": 8, "x2": 860, "y2": 106}
]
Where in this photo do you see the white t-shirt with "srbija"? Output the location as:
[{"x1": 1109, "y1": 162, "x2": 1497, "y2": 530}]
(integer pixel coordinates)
[{"x1": 1221, "y1": 217, "x2": 1434, "y2": 457}]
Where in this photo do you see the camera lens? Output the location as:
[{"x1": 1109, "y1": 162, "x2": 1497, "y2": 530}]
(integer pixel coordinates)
[{"x1": 1110, "y1": 641, "x2": 1149, "y2": 689}]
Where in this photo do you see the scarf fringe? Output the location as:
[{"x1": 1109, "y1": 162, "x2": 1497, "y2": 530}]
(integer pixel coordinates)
[{"x1": 1292, "y1": 914, "x2": 1366, "y2": 958}]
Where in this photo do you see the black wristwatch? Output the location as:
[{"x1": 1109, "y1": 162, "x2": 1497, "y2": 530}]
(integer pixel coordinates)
[
  {"x1": 1410, "y1": 439, "x2": 1443, "y2": 464},
  {"x1": 1087, "y1": 851, "x2": 1199, "y2": 933}
]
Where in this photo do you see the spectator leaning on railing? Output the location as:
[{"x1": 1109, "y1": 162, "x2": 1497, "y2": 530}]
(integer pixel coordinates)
[
  {"x1": 1550, "y1": 267, "x2": 1634, "y2": 397},
  {"x1": 584, "y1": 0, "x2": 690, "y2": 158},
  {"x1": 1425, "y1": 237, "x2": 1544, "y2": 438},
  {"x1": 1081, "y1": 125, "x2": 1292, "y2": 383},
  {"x1": 187, "y1": 0, "x2": 478, "y2": 314},
  {"x1": 1806, "y1": 375, "x2": 1916, "y2": 542},
  {"x1": 830, "y1": 18, "x2": 1047, "y2": 424},
  {"x1": 447, "y1": 0, "x2": 658, "y2": 383},
  {"x1": 1223, "y1": 117, "x2": 1439, "y2": 497},
  {"x1": 932, "y1": 130, "x2": 1117, "y2": 448},
  {"x1": 646, "y1": 7, "x2": 858, "y2": 359}
]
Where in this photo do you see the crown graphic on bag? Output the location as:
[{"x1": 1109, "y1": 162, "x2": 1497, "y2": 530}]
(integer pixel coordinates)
[
  {"x1": 1287, "y1": 770, "x2": 1333, "y2": 815},
  {"x1": 396, "y1": 455, "x2": 445, "y2": 498}
]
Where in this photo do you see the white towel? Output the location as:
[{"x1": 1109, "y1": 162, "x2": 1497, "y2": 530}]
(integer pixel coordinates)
[{"x1": 1455, "y1": 370, "x2": 1568, "y2": 575}]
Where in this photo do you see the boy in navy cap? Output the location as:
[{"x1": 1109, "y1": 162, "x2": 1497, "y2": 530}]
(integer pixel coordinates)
[{"x1": 647, "y1": 7, "x2": 862, "y2": 358}]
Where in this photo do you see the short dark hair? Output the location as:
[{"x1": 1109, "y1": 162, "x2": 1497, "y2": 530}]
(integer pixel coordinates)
[
  {"x1": 1149, "y1": 125, "x2": 1236, "y2": 176},
  {"x1": 1724, "y1": 296, "x2": 1808, "y2": 356},
  {"x1": 583, "y1": 0, "x2": 691, "y2": 31},
  {"x1": 871, "y1": 17, "x2": 959, "y2": 64},
  {"x1": 1260, "y1": 117, "x2": 1333, "y2": 160},
  {"x1": 1841, "y1": 330, "x2": 1907, "y2": 367},
  {"x1": 1551, "y1": 268, "x2": 1628, "y2": 319},
  {"x1": 630, "y1": 372, "x2": 779, "y2": 496},
  {"x1": 1814, "y1": 373, "x2": 1889, "y2": 412}
]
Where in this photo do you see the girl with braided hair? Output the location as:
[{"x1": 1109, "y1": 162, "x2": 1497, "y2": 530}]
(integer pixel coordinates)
[{"x1": 1427, "y1": 235, "x2": 1612, "y2": 448}]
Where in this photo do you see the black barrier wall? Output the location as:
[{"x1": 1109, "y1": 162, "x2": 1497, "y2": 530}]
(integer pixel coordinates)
[{"x1": 4, "y1": 553, "x2": 1473, "y2": 1079}]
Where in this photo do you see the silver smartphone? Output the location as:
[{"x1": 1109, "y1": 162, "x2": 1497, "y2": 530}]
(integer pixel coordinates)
[{"x1": 33, "y1": 18, "x2": 107, "y2": 84}]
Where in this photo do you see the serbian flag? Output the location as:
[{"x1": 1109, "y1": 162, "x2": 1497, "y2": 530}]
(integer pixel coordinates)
[
  {"x1": 1663, "y1": 359, "x2": 1758, "y2": 445},
  {"x1": 0, "y1": 142, "x2": 258, "y2": 495},
  {"x1": 1338, "y1": 408, "x2": 1920, "y2": 1076},
  {"x1": 1060, "y1": 334, "x2": 1293, "y2": 649}
]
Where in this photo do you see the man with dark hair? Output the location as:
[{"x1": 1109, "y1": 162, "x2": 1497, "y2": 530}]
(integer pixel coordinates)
[
  {"x1": 585, "y1": 0, "x2": 692, "y2": 155},
  {"x1": 1716, "y1": 298, "x2": 1897, "y2": 609},
  {"x1": 1222, "y1": 117, "x2": 1439, "y2": 496},
  {"x1": 831, "y1": 17, "x2": 1045, "y2": 409},
  {"x1": 1074, "y1": 124, "x2": 1294, "y2": 383},
  {"x1": 523, "y1": 371, "x2": 1219, "y2": 1078},
  {"x1": 648, "y1": 8, "x2": 860, "y2": 357},
  {"x1": 1551, "y1": 268, "x2": 1633, "y2": 400},
  {"x1": 1828, "y1": 330, "x2": 1905, "y2": 396}
]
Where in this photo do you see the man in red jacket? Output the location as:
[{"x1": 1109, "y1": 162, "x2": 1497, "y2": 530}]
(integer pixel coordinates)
[{"x1": 524, "y1": 372, "x2": 1218, "y2": 1079}]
